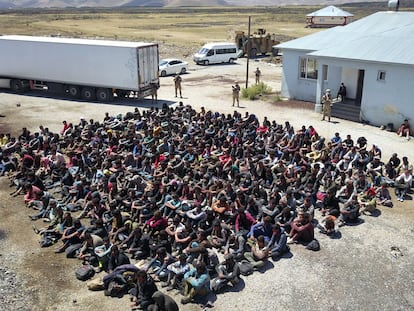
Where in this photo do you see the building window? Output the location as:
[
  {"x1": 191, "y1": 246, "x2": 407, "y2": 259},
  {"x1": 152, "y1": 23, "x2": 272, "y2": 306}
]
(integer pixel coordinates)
[
  {"x1": 322, "y1": 65, "x2": 328, "y2": 81},
  {"x1": 300, "y1": 57, "x2": 318, "y2": 80},
  {"x1": 377, "y1": 70, "x2": 386, "y2": 81}
]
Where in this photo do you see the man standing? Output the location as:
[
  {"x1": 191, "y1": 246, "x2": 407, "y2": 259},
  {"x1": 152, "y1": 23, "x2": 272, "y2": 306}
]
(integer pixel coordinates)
[
  {"x1": 337, "y1": 82, "x2": 346, "y2": 100},
  {"x1": 321, "y1": 89, "x2": 332, "y2": 122},
  {"x1": 232, "y1": 81, "x2": 240, "y2": 107},
  {"x1": 255, "y1": 67, "x2": 261, "y2": 84},
  {"x1": 151, "y1": 83, "x2": 158, "y2": 104},
  {"x1": 173, "y1": 72, "x2": 182, "y2": 98}
]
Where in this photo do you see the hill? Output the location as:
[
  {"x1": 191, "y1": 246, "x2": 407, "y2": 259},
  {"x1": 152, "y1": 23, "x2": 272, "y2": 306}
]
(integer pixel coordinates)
[{"x1": 0, "y1": 0, "x2": 388, "y2": 9}]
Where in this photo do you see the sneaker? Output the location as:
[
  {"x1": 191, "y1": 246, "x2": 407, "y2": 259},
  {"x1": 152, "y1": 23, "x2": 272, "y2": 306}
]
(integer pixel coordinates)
[
  {"x1": 32, "y1": 225, "x2": 40, "y2": 234},
  {"x1": 287, "y1": 237, "x2": 295, "y2": 244},
  {"x1": 338, "y1": 221, "x2": 346, "y2": 227}
]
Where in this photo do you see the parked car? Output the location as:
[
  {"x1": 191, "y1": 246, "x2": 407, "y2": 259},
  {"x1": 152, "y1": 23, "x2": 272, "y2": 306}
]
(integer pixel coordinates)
[{"x1": 159, "y1": 58, "x2": 188, "y2": 77}]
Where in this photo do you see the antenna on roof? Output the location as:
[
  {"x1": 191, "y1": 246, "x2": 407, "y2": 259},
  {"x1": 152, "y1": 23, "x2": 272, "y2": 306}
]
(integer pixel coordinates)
[{"x1": 388, "y1": 0, "x2": 399, "y2": 11}]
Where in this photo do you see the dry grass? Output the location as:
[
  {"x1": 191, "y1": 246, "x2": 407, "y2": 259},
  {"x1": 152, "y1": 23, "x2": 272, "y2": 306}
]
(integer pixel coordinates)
[{"x1": 0, "y1": 7, "x2": 335, "y2": 47}]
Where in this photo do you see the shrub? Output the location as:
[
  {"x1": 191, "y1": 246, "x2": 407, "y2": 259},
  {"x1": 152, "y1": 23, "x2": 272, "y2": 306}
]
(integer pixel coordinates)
[{"x1": 241, "y1": 82, "x2": 272, "y2": 100}]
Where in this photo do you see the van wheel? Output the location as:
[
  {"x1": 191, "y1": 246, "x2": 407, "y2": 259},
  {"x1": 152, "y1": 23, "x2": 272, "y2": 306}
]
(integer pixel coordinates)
[
  {"x1": 229, "y1": 58, "x2": 235, "y2": 64},
  {"x1": 160, "y1": 70, "x2": 167, "y2": 77},
  {"x1": 203, "y1": 60, "x2": 209, "y2": 66}
]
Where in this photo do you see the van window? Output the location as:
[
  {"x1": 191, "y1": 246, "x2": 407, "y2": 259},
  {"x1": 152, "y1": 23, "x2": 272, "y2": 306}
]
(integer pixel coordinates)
[
  {"x1": 207, "y1": 50, "x2": 214, "y2": 56},
  {"x1": 215, "y1": 48, "x2": 237, "y2": 54},
  {"x1": 199, "y1": 48, "x2": 209, "y2": 54}
]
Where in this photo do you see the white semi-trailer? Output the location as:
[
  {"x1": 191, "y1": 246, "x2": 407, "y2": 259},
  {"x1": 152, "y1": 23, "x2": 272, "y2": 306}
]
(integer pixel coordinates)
[{"x1": 0, "y1": 35, "x2": 159, "y2": 101}]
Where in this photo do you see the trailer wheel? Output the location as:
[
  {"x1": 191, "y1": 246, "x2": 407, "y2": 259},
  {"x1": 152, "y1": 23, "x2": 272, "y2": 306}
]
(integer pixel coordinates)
[
  {"x1": 96, "y1": 88, "x2": 111, "y2": 102},
  {"x1": 10, "y1": 79, "x2": 23, "y2": 93},
  {"x1": 160, "y1": 70, "x2": 167, "y2": 77},
  {"x1": 81, "y1": 87, "x2": 96, "y2": 101},
  {"x1": 67, "y1": 85, "x2": 80, "y2": 98},
  {"x1": 203, "y1": 60, "x2": 209, "y2": 66}
]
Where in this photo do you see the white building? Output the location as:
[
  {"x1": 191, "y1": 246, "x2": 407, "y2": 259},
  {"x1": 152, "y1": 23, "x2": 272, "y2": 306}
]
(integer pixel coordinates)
[
  {"x1": 276, "y1": 11, "x2": 414, "y2": 128},
  {"x1": 306, "y1": 5, "x2": 353, "y2": 28}
]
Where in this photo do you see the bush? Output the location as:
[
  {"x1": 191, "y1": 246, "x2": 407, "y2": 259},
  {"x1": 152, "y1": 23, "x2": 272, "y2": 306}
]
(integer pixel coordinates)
[{"x1": 241, "y1": 82, "x2": 272, "y2": 100}]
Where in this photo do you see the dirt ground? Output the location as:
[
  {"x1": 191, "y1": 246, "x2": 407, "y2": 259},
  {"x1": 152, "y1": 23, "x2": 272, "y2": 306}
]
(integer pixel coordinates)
[{"x1": 0, "y1": 57, "x2": 414, "y2": 311}]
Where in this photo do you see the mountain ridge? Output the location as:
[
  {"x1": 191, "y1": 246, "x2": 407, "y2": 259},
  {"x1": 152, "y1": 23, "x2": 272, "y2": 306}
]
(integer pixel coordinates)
[{"x1": 0, "y1": 0, "x2": 385, "y2": 9}]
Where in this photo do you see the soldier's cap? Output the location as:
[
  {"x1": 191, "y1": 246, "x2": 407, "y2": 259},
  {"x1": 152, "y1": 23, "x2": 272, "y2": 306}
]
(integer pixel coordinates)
[{"x1": 235, "y1": 81, "x2": 238, "y2": 84}]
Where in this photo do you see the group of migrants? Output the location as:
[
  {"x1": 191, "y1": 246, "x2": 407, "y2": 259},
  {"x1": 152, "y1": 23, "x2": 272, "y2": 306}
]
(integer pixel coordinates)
[{"x1": 0, "y1": 102, "x2": 413, "y2": 310}]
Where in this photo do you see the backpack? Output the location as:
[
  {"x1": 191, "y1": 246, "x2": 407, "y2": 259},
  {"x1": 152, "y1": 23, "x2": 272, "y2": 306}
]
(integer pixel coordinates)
[
  {"x1": 306, "y1": 239, "x2": 320, "y2": 251},
  {"x1": 238, "y1": 260, "x2": 254, "y2": 276},
  {"x1": 75, "y1": 264, "x2": 96, "y2": 281},
  {"x1": 65, "y1": 243, "x2": 83, "y2": 258}
]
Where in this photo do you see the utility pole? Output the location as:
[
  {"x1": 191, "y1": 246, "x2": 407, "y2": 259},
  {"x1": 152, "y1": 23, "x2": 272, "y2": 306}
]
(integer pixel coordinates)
[{"x1": 245, "y1": 16, "x2": 251, "y2": 89}]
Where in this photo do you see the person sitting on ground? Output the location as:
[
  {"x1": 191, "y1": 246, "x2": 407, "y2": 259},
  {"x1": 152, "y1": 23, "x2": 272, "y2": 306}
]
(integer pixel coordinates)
[
  {"x1": 247, "y1": 216, "x2": 273, "y2": 244},
  {"x1": 181, "y1": 262, "x2": 211, "y2": 305},
  {"x1": 267, "y1": 224, "x2": 289, "y2": 259},
  {"x1": 124, "y1": 227, "x2": 151, "y2": 260},
  {"x1": 244, "y1": 235, "x2": 270, "y2": 269},
  {"x1": 145, "y1": 247, "x2": 175, "y2": 282},
  {"x1": 376, "y1": 182, "x2": 393, "y2": 207},
  {"x1": 130, "y1": 270, "x2": 158, "y2": 310},
  {"x1": 211, "y1": 253, "x2": 241, "y2": 293},
  {"x1": 396, "y1": 119, "x2": 411, "y2": 140},
  {"x1": 338, "y1": 195, "x2": 360, "y2": 227},
  {"x1": 54, "y1": 218, "x2": 85, "y2": 253},
  {"x1": 145, "y1": 210, "x2": 168, "y2": 236},
  {"x1": 107, "y1": 244, "x2": 130, "y2": 273},
  {"x1": 77, "y1": 231, "x2": 104, "y2": 264},
  {"x1": 321, "y1": 188, "x2": 340, "y2": 218},
  {"x1": 358, "y1": 187, "x2": 377, "y2": 215},
  {"x1": 162, "y1": 253, "x2": 191, "y2": 291},
  {"x1": 394, "y1": 169, "x2": 413, "y2": 202},
  {"x1": 287, "y1": 211, "x2": 314, "y2": 244}
]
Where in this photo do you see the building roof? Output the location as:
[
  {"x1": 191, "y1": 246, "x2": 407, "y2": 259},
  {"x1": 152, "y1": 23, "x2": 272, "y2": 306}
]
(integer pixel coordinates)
[
  {"x1": 277, "y1": 11, "x2": 414, "y2": 66},
  {"x1": 307, "y1": 5, "x2": 353, "y2": 17}
]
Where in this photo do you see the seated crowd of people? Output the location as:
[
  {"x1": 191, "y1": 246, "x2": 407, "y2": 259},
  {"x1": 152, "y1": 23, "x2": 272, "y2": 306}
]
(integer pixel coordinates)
[{"x1": 0, "y1": 102, "x2": 413, "y2": 309}]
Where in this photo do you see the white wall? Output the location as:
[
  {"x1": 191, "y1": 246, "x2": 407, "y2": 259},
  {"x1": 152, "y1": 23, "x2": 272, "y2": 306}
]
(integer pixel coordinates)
[
  {"x1": 361, "y1": 62, "x2": 414, "y2": 127},
  {"x1": 281, "y1": 50, "x2": 317, "y2": 101}
]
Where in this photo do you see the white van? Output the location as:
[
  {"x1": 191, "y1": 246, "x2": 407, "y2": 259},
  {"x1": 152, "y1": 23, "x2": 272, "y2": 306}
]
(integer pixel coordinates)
[{"x1": 193, "y1": 42, "x2": 238, "y2": 65}]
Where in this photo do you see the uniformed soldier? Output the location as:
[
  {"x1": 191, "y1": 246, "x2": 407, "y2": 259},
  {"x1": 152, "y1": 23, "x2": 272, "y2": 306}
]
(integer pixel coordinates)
[
  {"x1": 232, "y1": 81, "x2": 241, "y2": 107},
  {"x1": 173, "y1": 72, "x2": 182, "y2": 98},
  {"x1": 321, "y1": 89, "x2": 332, "y2": 122},
  {"x1": 255, "y1": 67, "x2": 261, "y2": 84}
]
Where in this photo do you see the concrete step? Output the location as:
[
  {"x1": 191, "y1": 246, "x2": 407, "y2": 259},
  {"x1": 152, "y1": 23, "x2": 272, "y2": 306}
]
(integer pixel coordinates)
[{"x1": 332, "y1": 101, "x2": 360, "y2": 122}]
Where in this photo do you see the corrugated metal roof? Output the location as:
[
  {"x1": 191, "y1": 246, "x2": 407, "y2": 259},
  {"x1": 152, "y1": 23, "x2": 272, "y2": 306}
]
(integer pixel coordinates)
[
  {"x1": 307, "y1": 5, "x2": 353, "y2": 17},
  {"x1": 277, "y1": 12, "x2": 414, "y2": 66}
]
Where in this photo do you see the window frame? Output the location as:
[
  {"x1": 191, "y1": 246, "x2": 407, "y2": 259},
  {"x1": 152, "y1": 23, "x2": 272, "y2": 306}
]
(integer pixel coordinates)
[{"x1": 299, "y1": 57, "x2": 318, "y2": 80}]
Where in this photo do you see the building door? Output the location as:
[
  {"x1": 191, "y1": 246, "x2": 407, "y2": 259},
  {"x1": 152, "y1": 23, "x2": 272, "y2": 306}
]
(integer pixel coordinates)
[{"x1": 355, "y1": 69, "x2": 364, "y2": 106}]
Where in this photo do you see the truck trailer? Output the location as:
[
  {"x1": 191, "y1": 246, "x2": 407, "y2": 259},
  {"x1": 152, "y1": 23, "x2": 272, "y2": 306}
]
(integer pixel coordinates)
[{"x1": 0, "y1": 35, "x2": 159, "y2": 101}]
